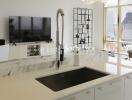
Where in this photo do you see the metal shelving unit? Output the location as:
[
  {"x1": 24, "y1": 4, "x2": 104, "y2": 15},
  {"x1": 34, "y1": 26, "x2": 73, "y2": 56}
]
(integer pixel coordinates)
[{"x1": 73, "y1": 8, "x2": 93, "y2": 49}]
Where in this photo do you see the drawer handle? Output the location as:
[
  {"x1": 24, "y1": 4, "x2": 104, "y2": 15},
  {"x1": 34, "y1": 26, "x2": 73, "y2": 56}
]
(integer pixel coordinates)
[
  {"x1": 67, "y1": 96, "x2": 76, "y2": 100},
  {"x1": 98, "y1": 87, "x2": 103, "y2": 91},
  {"x1": 126, "y1": 76, "x2": 131, "y2": 79},
  {"x1": 86, "y1": 91, "x2": 91, "y2": 94},
  {"x1": 109, "y1": 83, "x2": 113, "y2": 86}
]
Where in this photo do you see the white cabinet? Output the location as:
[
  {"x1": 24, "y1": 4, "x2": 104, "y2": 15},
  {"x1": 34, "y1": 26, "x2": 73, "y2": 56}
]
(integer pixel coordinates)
[
  {"x1": 59, "y1": 78, "x2": 123, "y2": 100},
  {"x1": 76, "y1": 88, "x2": 94, "y2": 100},
  {"x1": 124, "y1": 73, "x2": 132, "y2": 100},
  {"x1": 95, "y1": 78, "x2": 123, "y2": 100},
  {"x1": 60, "y1": 88, "x2": 94, "y2": 100},
  {"x1": 0, "y1": 45, "x2": 9, "y2": 62},
  {"x1": 9, "y1": 45, "x2": 27, "y2": 60}
]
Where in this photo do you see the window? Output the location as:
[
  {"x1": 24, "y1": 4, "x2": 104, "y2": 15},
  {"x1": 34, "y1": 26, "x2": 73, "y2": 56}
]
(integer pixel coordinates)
[
  {"x1": 121, "y1": 6, "x2": 132, "y2": 54},
  {"x1": 120, "y1": 0, "x2": 132, "y2": 5},
  {"x1": 105, "y1": 8, "x2": 118, "y2": 52},
  {"x1": 105, "y1": 0, "x2": 118, "y2": 7},
  {"x1": 104, "y1": 0, "x2": 132, "y2": 66},
  {"x1": 104, "y1": 0, "x2": 132, "y2": 54}
]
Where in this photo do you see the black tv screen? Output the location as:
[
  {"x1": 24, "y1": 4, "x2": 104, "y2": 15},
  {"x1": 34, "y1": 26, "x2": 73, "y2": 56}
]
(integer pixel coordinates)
[{"x1": 9, "y1": 16, "x2": 52, "y2": 43}]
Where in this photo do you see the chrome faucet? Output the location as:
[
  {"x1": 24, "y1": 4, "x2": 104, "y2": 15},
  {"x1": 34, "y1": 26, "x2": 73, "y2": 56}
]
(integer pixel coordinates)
[{"x1": 56, "y1": 9, "x2": 64, "y2": 69}]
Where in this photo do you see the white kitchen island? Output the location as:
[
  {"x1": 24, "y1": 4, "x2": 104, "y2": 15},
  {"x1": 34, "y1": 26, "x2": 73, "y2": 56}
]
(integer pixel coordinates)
[{"x1": 0, "y1": 63, "x2": 132, "y2": 100}]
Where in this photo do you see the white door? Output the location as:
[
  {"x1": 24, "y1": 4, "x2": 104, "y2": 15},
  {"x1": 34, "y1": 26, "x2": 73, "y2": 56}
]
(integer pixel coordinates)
[
  {"x1": 95, "y1": 78, "x2": 124, "y2": 100},
  {"x1": 124, "y1": 74, "x2": 132, "y2": 100}
]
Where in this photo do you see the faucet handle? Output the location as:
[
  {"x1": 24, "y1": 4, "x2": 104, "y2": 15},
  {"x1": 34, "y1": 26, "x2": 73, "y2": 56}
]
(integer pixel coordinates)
[
  {"x1": 57, "y1": 60, "x2": 60, "y2": 69},
  {"x1": 60, "y1": 48, "x2": 64, "y2": 62}
]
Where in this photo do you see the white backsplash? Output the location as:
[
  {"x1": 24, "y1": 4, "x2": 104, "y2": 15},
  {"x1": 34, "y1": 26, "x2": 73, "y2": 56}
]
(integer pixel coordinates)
[
  {"x1": 0, "y1": 50, "x2": 108, "y2": 77},
  {"x1": 0, "y1": 56, "x2": 55, "y2": 77}
]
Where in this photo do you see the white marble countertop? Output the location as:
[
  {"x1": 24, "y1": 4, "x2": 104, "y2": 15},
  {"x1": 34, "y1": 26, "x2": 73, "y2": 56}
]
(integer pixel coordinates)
[{"x1": 0, "y1": 63, "x2": 132, "y2": 100}]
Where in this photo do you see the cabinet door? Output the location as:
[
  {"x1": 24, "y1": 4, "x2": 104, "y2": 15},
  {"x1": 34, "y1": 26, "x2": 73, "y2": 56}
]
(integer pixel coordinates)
[
  {"x1": 60, "y1": 88, "x2": 94, "y2": 100},
  {"x1": 124, "y1": 74, "x2": 132, "y2": 100},
  {"x1": 95, "y1": 79, "x2": 123, "y2": 100},
  {"x1": 77, "y1": 88, "x2": 94, "y2": 100}
]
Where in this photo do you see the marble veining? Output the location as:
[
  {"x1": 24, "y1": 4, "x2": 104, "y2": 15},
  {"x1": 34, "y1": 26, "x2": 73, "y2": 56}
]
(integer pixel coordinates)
[{"x1": 0, "y1": 50, "x2": 108, "y2": 77}]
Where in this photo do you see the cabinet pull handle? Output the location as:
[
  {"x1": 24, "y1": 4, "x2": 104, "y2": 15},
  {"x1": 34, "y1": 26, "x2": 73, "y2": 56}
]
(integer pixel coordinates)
[
  {"x1": 67, "y1": 96, "x2": 76, "y2": 100},
  {"x1": 86, "y1": 91, "x2": 91, "y2": 94},
  {"x1": 127, "y1": 76, "x2": 131, "y2": 79},
  {"x1": 98, "y1": 87, "x2": 103, "y2": 91},
  {"x1": 109, "y1": 83, "x2": 113, "y2": 86}
]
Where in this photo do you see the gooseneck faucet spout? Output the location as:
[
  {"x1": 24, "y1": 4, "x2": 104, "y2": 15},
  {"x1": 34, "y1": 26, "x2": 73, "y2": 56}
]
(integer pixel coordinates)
[{"x1": 56, "y1": 9, "x2": 64, "y2": 69}]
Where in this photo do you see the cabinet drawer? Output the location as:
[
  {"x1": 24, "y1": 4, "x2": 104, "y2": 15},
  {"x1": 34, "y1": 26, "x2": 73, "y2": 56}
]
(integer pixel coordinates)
[
  {"x1": 60, "y1": 88, "x2": 94, "y2": 100},
  {"x1": 96, "y1": 78, "x2": 123, "y2": 91},
  {"x1": 124, "y1": 73, "x2": 132, "y2": 100},
  {"x1": 63, "y1": 96, "x2": 76, "y2": 100},
  {"x1": 95, "y1": 78, "x2": 123, "y2": 100}
]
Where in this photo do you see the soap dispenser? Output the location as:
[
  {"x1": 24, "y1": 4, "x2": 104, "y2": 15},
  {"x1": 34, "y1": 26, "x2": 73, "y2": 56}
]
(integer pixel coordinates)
[{"x1": 73, "y1": 48, "x2": 80, "y2": 66}]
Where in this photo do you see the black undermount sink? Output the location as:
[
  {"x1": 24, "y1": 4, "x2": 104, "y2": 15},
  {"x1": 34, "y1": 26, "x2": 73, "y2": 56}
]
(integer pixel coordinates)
[{"x1": 36, "y1": 67, "x2": 109, "y2": 92}]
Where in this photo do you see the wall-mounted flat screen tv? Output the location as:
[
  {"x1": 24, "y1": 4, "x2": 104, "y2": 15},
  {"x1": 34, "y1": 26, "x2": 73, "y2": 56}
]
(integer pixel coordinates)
[{"x1": 9, "y1": 16, "x2": 52, "y2": 43}]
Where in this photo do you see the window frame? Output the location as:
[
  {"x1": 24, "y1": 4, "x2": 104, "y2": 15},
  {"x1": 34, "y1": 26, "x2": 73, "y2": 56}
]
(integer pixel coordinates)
[{"x1": 104, "y1": 0, "x2": 132, "y2": 55}]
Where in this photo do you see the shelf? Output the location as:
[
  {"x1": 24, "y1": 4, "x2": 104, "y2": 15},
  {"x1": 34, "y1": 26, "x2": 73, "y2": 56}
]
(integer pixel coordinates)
[
  {"x1": 74, "y1": 29, "x2": 92, "y2": 31},
  {"x1": 79, "y1": 14, "x2": 89, "y2": 15},
  {"x1": 73, "y1": 13, "x2": 92, "y2": 15},
  {"x1": 73, "y1": 20, "x2": 93, "y2": 21},
  {"x1": 73, "y1": 8, "x2": 93, "y2": 10},
  {"x1": 73, "y1": 43, "x2": 92, "y2": 45},
  {"x1": 78, "y1": 33, "x2": 90, "y2": 34},
  {"x1": 73, "y1": 8, "x2": 93, "y2": 49}
]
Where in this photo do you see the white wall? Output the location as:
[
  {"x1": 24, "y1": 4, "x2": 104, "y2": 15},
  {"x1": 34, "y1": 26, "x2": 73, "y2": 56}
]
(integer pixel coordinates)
[
  {"x1": 0, "y1": 0, "x2": 104, "y2": 60},
  {"x1": 0, "y1": 0, "x2": 93, "y2": 46},
  {"x1": 93, "y1": 2, "x2": 104, "y2": 50}
]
